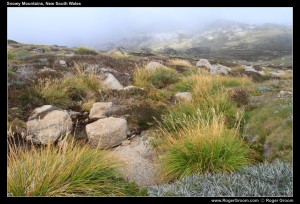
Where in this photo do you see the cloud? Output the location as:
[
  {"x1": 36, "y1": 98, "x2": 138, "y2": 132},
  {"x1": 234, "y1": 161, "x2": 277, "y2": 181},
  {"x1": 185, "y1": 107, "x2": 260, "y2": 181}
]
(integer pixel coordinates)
[{"x1": 8, "y1": 7, "x2": 292, "y2": 48}]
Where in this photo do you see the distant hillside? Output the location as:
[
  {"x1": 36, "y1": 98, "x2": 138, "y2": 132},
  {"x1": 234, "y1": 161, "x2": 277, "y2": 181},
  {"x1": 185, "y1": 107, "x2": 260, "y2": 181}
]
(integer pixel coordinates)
[{"x1": 100, "y1": 20, "x2": 292, "y2": 62}]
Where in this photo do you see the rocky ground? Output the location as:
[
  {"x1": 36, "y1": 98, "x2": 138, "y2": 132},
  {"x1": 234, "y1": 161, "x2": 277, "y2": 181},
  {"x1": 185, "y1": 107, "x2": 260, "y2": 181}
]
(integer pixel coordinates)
[{"x1": 8, "y1": 40, "x2": 293, "y2": 188}]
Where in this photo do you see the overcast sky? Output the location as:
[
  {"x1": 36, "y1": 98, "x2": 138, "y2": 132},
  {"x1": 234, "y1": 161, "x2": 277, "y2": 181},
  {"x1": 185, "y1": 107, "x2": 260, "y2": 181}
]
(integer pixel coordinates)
[{"x1": 8, "y1": 7, "x2": 292, "y2": 48}]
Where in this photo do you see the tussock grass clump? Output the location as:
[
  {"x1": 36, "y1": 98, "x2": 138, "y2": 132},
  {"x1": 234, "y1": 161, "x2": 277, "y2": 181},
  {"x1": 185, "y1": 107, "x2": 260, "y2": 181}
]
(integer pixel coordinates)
[
  {"x1": 148, "y1": 160, "x2": 293, "y2": 196},
  {"x1": 149, "y1": 68, "x2": 180, "y2": 88},
  {"x1": 168, "y1": 59, "x2": 192, "y2": 67},
  {"x1": 33, "y1": 74, "x2": 100, "y2": 109},
  {"x1": 133, "y1": 68, "x2": 153, "y2": 88},
  {"x1": 157, "y1": 110, "x2": 255, "y2": 181},
  {"x1": 163, "y1": 75, "x2": 249, "y2": 131},
  {"x1": 231, "y1": 66, "x2": 245, "y2": 72},
  {"x1": 8, "y1": 138, "x2": 147, "y2": 196},
  {"x1": 133, "y1": 67, "x2": 180, "y2": 89},
  {"x1": 75, "y1": 47, "x2": 98, "y2": 55}
]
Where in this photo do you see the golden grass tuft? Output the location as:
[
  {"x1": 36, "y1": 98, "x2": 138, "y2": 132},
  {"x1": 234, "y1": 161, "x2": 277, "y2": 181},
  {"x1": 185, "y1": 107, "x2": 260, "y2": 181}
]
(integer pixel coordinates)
[
  {"x1": 168, "y1": 59, "x2": 192, "y2": 67},
  {"x1": 7, "y1": 136, "x2": 147, "y2": 196},
  {"x1": 157, "y1": 110, "x2": 256, "y2": 181}
]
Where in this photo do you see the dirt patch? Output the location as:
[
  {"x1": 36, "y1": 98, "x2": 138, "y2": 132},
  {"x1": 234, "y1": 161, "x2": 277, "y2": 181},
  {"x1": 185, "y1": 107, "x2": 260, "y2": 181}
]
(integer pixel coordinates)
[{"x1": 108, "y1": 131, "x2": 160, "y2": 187}]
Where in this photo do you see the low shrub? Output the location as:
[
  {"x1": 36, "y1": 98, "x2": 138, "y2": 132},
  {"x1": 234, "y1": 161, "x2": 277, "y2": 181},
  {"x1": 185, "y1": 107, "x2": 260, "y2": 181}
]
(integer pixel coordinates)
[
  {"x1": 75, "y1": 47, "x2": 98, "y2": 55},
  {"x1": 148, "y1": 160, "x2": 292, "y2": 196},
  {"x1": 228, "y1": 88, "x2": 250, "y2": 107}
]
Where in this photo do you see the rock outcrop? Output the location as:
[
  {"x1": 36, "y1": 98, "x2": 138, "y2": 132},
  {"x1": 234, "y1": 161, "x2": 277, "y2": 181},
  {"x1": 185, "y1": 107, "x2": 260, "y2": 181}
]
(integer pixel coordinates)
[
  {"x1": 196, "y1": 59, "x2": 212, "y2": 69},
  {"x1": 145, "y1": 61, "x2": 169, "y2": 70},
  {"x1": 86, "y1": 117, "x2": 127, "y2": 149},
  {"x1": 211, "y1": 64, "x2": 231, "y2": 75},
  {"x1": 101, "y1": 73, "x2": 124, "y2": 90},
  {"x1": 89, "y1": 102, "x2": 113, "y2": 119},
  {"x1": 26, "y1": 105, "x2": 73, "y2": 144},
  {"x1": 175, "y1": 92, "x2": 192, "y2": 102},
  {"x1": 196, "y1": 59, "x2": 231, "y2": 75},
  {"x1": 277, "y1": 90, "x2": 292, "y2": 98}
]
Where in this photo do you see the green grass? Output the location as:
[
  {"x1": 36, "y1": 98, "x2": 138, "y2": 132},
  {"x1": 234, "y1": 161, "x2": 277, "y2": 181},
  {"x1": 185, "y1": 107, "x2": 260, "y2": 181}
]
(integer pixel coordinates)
[
  {"x1": 75, "y1": 47, "x2": 98, "y2": 55},
  {"x1": 170, "y1": 79, "x2": 194, "y2": 92},
  {"x1": 28, "y1": 73, "x2": 101, "y2": 109},
  {"x1": 8, "y1": 138, "x2": 147, "y2": 196},
  {"x1": 245, "y1": 98, "x2": 292, "y2": 162},
  {"x1": 8, "y1": 49, "x2": 31, "y2": 62},
  {"x1": 149, "y1": 68, "x2": 180, "y2": 88},
  {"x1": 133, "y1": 67, "x2": 180, "y2": 89},
  {"x1": 157, "y1": 111, "x2": 255, "y2": 181},
  {"x1": 162, "y1": 75, "x2": 246, "y2": 132}
]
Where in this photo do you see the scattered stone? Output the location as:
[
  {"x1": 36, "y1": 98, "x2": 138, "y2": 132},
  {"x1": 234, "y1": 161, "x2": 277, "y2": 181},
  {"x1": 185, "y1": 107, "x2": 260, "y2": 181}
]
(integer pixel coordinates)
[
  {"x1": 277, "y1": 90, "x2": 292, "y2": 98},
  {"x1": 89, "y1": 102, "x2": 113, "y2": 119},
  {"x1": 59, "y1": 60, "x2": 67, "y2": 66},
  {"x1": 244, "y1": 65, "x2": 258, "y2": 72},
  {"x1": 196, "y1": 59, "x2": 212, "y2": 69},
  {"x1": 145, "y1": 61, "x2": 169, "y2": 70},
  {"x1": 86, "y1": 117, "x2": 127, "y2": 149},
  {"x1": 33, "y1": 48, "x2": 44, "y2": 53},
  {"x1": 175, "y1": 92, "x2": 192, "y2": 102},
  {"x1": 210, "y1": 64, "x2": 231, "y2": 75},
  {"x1": 26, "y1": 107, "x2": 73, "y2": 145},
  {"x1": 101, "y1": 73, "x2": 123, "y2": 90},
  {"x1": 29, "y1": 105, "x2": 57, "y2": 120}
]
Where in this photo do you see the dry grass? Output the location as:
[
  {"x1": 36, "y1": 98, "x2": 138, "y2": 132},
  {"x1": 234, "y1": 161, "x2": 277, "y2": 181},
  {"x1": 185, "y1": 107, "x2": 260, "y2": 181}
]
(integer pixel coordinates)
[
  {"x1": 279, "y1": 72, "x2": 293, "y2": 79},
  {"x1": 231, "y1": 66, "x2": 246, "y2": 72},
  {"x1": 7, "y1": 136, "x2": 147, "y2": 196},
  {"x1": 32, "y1": 63, "x2": 101, "y2": 109},
  {"x1": 133, "y1": 67, "x2": 154, "y2": 88},
  {"x1": 82, "y1": 98, "x2": 96, "y2": 111},
  {"x1": 168, "y1": 59, "x2": 192, "y2": 67}
]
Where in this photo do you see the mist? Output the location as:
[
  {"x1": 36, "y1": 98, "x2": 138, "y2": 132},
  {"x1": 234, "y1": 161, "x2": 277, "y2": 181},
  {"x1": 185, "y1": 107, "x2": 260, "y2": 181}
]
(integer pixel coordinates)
[{"x1": 8, "y1": 7, "x2": 292, "y2": 48}]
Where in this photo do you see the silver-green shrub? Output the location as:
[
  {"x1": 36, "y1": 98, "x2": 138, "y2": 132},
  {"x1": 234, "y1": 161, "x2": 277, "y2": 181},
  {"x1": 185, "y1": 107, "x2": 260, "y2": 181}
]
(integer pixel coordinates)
[{"x1": 148, "y1": 160, "x2": 292, "y2": 197}]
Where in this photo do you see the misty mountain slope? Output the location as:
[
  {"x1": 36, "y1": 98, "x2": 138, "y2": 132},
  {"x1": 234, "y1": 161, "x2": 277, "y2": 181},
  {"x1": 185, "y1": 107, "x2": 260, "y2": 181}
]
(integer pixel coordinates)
[{"x1": 102, "y1": 21, "x2": 292, "y2": 63}]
